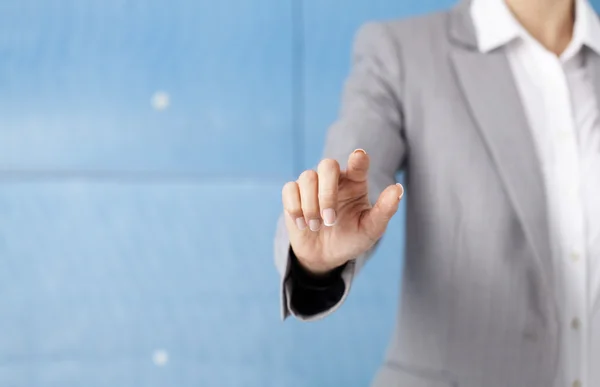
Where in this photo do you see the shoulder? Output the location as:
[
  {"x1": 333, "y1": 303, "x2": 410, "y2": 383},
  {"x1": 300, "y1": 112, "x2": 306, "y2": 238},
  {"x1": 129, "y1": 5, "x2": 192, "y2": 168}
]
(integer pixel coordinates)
[
  {"x1": 354, "y1": 10, "x2": 453, "y2": 52},
  {"x1": 349, "y1": 9, "x2": 456, "y2": 84}
]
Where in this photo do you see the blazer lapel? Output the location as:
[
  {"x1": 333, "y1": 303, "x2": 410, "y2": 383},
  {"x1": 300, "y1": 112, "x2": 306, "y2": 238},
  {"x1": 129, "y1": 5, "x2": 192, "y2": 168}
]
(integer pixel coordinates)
[{"x1": 448, "y1": 1, "x2": 556, "y2": 312}]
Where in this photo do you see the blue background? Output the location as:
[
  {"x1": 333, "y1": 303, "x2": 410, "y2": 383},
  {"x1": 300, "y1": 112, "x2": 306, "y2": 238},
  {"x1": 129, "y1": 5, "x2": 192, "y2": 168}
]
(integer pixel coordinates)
[{"x1": 2, "y1": 0, "x2": 590, "y2": 386}]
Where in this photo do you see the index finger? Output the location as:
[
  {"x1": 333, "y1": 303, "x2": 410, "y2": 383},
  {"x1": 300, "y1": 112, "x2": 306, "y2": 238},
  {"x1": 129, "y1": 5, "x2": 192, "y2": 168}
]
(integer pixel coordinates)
[{"x1": 345, "y1": 149, "x2": 370, "y2": 182}]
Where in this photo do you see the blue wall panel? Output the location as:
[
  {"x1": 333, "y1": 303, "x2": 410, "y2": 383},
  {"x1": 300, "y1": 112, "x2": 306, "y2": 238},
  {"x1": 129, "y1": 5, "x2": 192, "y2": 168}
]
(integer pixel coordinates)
[
  {"x1": 0, "y1": 0, "x2": 294, "y2": 178},
  {"x1": 0, "y1": 181, "x2": 290, "y2": 387}
]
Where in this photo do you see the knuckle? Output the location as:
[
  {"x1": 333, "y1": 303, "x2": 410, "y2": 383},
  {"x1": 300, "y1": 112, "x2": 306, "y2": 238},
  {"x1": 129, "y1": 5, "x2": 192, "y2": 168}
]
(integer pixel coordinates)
[
  {"x1": 286, "y1": 206, "x2": 302, "y2": 215},
  {"x1": 318, "y1": 189, "x2": 337, "y2": 201},
  {"x1": 351, "y1": 159, "x2": 368, "y2": 171},
  {"x1": 318, "y1": 158, "x2": 340, "y2": 173},
  {"x1": 301, "y1": 203, "x2": 319, "y2": 216},
  {"x1": 298, "y1": 169, "x2": 318, "y2": 184},
  {"x1": 281, "y1": 181, "x2": 297, "y2": 196},
  {"x1": 282, "y1": 183, "x2": 302, "y2": 214}
]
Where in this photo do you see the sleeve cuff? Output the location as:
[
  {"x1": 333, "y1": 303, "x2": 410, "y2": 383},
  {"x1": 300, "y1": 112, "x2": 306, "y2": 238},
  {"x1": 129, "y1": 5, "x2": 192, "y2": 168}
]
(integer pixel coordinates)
[
  {"x1": 282, "y1": 247, "x2": 357, "y2": 321},
  {"x1": 288, "y1": 248, "x2": 347, "y2": 290}
]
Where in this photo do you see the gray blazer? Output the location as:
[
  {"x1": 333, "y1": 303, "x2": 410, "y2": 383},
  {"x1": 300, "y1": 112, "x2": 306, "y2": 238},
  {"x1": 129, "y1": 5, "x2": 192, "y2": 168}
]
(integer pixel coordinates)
[{"x1": 274, "y1": 1, "x2": 600, "y2": 386}]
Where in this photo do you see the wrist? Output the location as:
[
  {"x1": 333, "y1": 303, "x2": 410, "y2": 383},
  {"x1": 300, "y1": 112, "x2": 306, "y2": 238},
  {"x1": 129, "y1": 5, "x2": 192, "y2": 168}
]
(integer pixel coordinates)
[{"x1": 290, "y1": 248, "x2": 347, "y2": 282}]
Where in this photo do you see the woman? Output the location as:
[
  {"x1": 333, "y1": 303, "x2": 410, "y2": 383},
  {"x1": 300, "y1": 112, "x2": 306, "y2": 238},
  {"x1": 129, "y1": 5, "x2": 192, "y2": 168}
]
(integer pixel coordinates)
[{"x1": 274, "y1": 0, "x2": 600, "y2": 385}]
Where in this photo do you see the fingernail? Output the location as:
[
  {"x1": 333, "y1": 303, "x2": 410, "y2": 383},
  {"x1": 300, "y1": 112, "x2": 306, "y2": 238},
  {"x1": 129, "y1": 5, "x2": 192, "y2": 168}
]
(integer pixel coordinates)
[
  {"x1": 397, "y1": 183, "x2": 404, "y2": 200},
  {"x1": 296, "y1": 217, "x2": 307, "y2": 230},
  {"x1": 308, "y1": 219, "x2": 321, "y2": 231},
  {"x1": 353, "y1": 148, "x2": 367, "y2": 155},
  {"x1": 322, "y1": 208, "x2": 336, "y2": 226}
]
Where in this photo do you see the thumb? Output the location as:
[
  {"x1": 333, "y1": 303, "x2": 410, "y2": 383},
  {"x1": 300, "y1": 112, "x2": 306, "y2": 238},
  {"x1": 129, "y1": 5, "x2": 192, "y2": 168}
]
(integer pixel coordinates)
[{"x1": 359, "y1": 184, "x2": 404, "y2": 241}]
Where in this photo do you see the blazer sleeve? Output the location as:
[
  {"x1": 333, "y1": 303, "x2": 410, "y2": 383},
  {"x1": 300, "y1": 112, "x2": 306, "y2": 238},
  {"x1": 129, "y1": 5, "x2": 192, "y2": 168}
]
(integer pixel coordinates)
[{"x1": 274, "y1": 21, "x2": 407, "y2": 321}]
